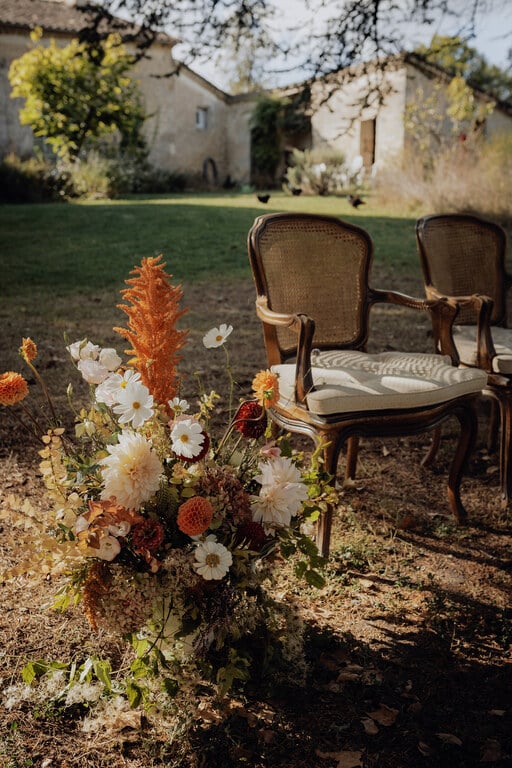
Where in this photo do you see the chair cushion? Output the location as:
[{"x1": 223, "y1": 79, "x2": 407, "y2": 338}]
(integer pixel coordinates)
[
  {"x1": 453, "y1": 326, "x2": 512, "y2": 374},
  {"x1": 272, "y1": 350, "x2": 488, "y2": 416}
]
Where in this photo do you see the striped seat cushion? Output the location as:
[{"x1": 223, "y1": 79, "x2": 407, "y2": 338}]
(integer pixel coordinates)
[
  {"x1": 452, "y1": 326, "x2": 512, "y2": 374},
  {"x1": 272, "y1": 350, "x2": 488, "y2": 416}
]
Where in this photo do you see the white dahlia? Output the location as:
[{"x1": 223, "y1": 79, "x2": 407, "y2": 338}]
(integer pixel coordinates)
[
  {"x1": 251, "y1": 455, "x2": 308, "y2": 532},
  {"x1": 99, "y1": 431, "x2": 162, "y2": 510}
]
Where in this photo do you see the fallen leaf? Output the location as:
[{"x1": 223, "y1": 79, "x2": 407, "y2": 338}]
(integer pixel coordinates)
[
  {"x1": 361, "y1": 717, "x2": 379, "y2": 735},
  {"x1": 436, "y1": 732, "x2": 463, "y2": 746},
  {"x1": 366, "y1": 703, "x2": 399, "y2": 726},
  {"x1": 316, "y1": 749, "x2": 363, "y2": 767},
  {"x1": 418, "y1": 741, "x2": 434, "y2": 756},
  {"x1": 111, "y1": 710, "x2": 141, "y2": 732},
  {"x1": 396, "y1": 514, "x2": 418, "y2": 530},
  {"x1": 337, "y1": 663, "x2": 364, "y2": 682},
  {"x1": 480, "y1": 739, "x2": 503, "y2": 762},
  {"x1": 358, "y1": 578, "x2": 376, "y2": 590},
  {"x1": 488, "y1": 709, "x2": 505, "y2": 716}
]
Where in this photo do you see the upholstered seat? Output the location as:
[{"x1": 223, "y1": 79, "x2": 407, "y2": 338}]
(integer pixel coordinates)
[
  {"x1": 416, "y1": 213, "x2": 512, "y2": 505},
  {"x1": 248, "y1": 212, "x2": 487, "y2": 555},
  {"x1": 451, "y1": 326, "x2": 512, "y2": 374},
  {"x1": 274, "y1": 350, "x2": 486, "y2": 415}
]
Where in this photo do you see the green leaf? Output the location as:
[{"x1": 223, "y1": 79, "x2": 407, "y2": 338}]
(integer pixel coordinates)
[
  {"x1": 126, "y1": 681, "x2": 142, "y2": 708},
  {"x1": 92, "y1": 658, "x2": 112, "y2": 691},
  {"x1": 22, "y1": 660, "x2": 48, "y2": 684},
  {"x1": 162, "y1": 677, "x2": 179, "y2": 699},
  {"x1": 305, "y1": 569, "x2": 326, "y2": 588}
]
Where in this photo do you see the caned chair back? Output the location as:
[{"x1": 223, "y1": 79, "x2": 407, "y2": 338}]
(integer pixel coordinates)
[
  {"x1": 416, "y1": 213, "x2": 508, "y2": 326},
  {"x1": 248, "y1": 212, "x2": 373, "y2": 363}
]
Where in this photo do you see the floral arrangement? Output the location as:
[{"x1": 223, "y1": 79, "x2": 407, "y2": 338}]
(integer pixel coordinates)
[{"x1": 1, "y1": 256, "x2": 333, "y2": 726}]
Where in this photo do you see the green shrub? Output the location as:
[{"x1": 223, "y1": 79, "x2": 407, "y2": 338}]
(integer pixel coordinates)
[
  {"x1": 284, "y1": 147, "x2": 360, "y2": 195},
  {"x1": 66, "y1": 151, "x2": 117, "y2": 199},
  {"x1": 0, "y1": 153, "x2": 71, "y2": 203}
]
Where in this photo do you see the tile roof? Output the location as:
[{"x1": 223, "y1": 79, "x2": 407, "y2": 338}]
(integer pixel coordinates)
[
  {"x1": 0, "y1": 0, "x2": 175, "y2": 45},
  {"x1": 0, "y1": 0, "x2": 99, "y2": 34}
]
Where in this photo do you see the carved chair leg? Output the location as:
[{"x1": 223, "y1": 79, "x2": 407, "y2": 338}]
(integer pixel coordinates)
[
  {"x1": 345, "y1": 436, "x2": 359, "y2": 480},
  {"x1": 422, "y1": 426, "x2": 442, "y2": 468},
  {"x1": 315, "y1": 435, "x2": 343, "y2": 559},
  {"x1": 447, "y1": 404, "x2": 478, "y2": 523},
  {"x1": 498, "y1": 393, "x2": 512, "y2": 508},
  {"x1": 487, "y1": 397, "x2": 499, "y2": 453}
]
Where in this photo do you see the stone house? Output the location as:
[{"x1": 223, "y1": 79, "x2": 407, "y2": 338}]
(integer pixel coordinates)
[
  {"x1": 0, "y1": 0, "x2": 255, "y2": 185},
  {"x1": 309, "y1": 53, "x2": 512, "y2": 177},
  {"x1": 1, "y1": 0, "x2": 511, "y2": 185}
]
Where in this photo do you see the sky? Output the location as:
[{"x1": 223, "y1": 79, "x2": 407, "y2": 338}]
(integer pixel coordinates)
[{"x1": 188, "y1": 0, "x2": 512, "y2": 90}]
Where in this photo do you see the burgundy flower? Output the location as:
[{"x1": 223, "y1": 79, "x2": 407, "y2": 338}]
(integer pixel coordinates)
[
  {"x1": 233, "y1": 401, "x2": 266, "y2": 439},
  {"x1": 131, "y1": 518, "x2": 165, "y2": 552},
  {"x1": 235, "y1": 521, "x2": 268, "y2": 551}
]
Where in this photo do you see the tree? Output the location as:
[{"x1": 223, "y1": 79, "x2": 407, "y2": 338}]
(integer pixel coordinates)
[
  {"x1": 75, "y1": 1, "x2": 510, "y2": 94},
  {"x1": 415, "y1": 34, "x2": 512, "y2": 102},
  {"x1": 9, "y1": 30, "x2": 147, "y2": 160}
]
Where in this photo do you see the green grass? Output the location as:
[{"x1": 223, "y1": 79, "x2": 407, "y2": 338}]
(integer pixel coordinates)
[{"x1": 0, "y1": 192, "x2": 422, "y2": 299}]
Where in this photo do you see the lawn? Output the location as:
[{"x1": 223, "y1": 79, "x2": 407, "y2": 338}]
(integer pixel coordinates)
[{"x1": 0, "y1": 192, "x2": 422, "y2": 297}]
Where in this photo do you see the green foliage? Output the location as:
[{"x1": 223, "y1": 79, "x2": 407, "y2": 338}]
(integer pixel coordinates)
[
  {"x1": 9, "y1": 30, "x2": 147, "y2": 160},
  {"x1": 285, "y1": 147, "x2": 357, "y2": 195},
  {"x1": 0, "y1": 153, "x2": 72, "y2": 203},
  {"x1": 416, "y1": 34, "x2": 512, "y2": 103},
  {"x1": 250, "y1": 95, "x2": 283, "y2": 184},
  {"x1": 250, "y1": 91, "x2": 310, "y2": 186}
]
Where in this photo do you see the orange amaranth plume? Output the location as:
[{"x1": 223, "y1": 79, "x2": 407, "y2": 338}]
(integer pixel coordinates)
[{"x1": 114, "y1": 255, "x2": 188, "y2": 407}]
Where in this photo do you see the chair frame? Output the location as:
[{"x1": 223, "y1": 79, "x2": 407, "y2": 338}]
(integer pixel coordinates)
[
  {"x1": 249, "y1": 212, "x2": 480, "y2": 556},
  {"x1": 416, "y1": 212, "x2": 512, "y2": 505}
]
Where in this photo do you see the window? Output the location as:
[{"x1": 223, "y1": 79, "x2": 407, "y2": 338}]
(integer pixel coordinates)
[{"x1": 196, "y1": 107, "x2": 208, "y2": 130}]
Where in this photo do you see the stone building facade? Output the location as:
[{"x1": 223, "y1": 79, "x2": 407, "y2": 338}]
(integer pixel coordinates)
[{"x1": 1, "y1": 0, "x2": 511, "y2": 185}]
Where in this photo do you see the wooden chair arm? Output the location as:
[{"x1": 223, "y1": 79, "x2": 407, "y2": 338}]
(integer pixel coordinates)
[
  {"x1": 423, "y1": 288, "x2": 496, "y2": 369},
  {"x1": 255, "y1": 296, "x2": 315, "y2": 404}
]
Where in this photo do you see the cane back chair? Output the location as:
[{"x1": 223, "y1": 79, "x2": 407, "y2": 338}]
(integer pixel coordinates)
[
  {"x1": 416, "y1": 212, "x2": 512, "y2": 505},
  {"x1": 248, "y1": 212, "x2": 487, "y2": 556}
]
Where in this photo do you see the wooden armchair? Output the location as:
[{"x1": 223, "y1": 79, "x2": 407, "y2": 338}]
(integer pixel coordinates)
[
  {"x1": 416, "y1": 212, "x2": 512, "y2": 506},
  {"x1": 248, "y1": 212, "x2": 487, "y2": 556}
]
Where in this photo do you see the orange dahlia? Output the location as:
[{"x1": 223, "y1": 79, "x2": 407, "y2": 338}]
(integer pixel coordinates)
[
  {"x1": 0, "y1": 371, "x2": 29, "y2": 406},
  {"x1": 20, "y1": 337, "x2": 38, "y2": 363},
  {"x1": 177, "y1": 496, "x2": 213, "y2": 536},
  {"x1": 252, "y1": 369, "x2": 279, "y2": 407}
]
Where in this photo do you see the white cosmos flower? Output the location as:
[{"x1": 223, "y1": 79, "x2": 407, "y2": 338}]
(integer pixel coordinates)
[
  {"x1": 77, "y1": 358, "x2": 110, "y2": 385},
  {"x1": 194, "y1": 540, "x2": 232, "y2": 580},
  {"x1": 99, "y1": 430, "x2": 162, "y2": 510},
  {"x1": 202, "y1": 324, "x2": 233, "y2": 348},
  {"x1": 168, "y1": 396, "x2": 190, "y2": 414},
  {"x1": 99, "y1": 347, "x2": 122, "y2": 371},
  {"x1": 170, "y1": 418, "x2": 206, "y2": 459},
  {"x1": 113, "y1": 381, "x2": 154, "y2": 428},
  {"x1": 95, "y1": 369, "x2": 142, "y2": 407},
  {"x1": 251, "y1": 456, "x2": 308, "y2": 533},
  {"x1": 67, "y1": 339, "x2": 100, "y2": 361}
]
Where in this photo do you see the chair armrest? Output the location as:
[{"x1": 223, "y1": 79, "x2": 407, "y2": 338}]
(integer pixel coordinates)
[
  {"x1": 256, "y1": 296, "x2": 315, "y2": 404},
  {"x1": 423, "y1": 288, "x2": 496, "y2": 370}
]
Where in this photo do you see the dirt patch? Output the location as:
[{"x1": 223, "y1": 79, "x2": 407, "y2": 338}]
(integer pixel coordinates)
[{"x1": 1, "y1": 279, "x2": 511, "y2": 768}]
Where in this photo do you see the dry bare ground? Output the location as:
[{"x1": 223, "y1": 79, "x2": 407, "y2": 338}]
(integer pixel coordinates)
[{"x1": 1, "y1": 280, "x2": 511, "y2": 768}]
